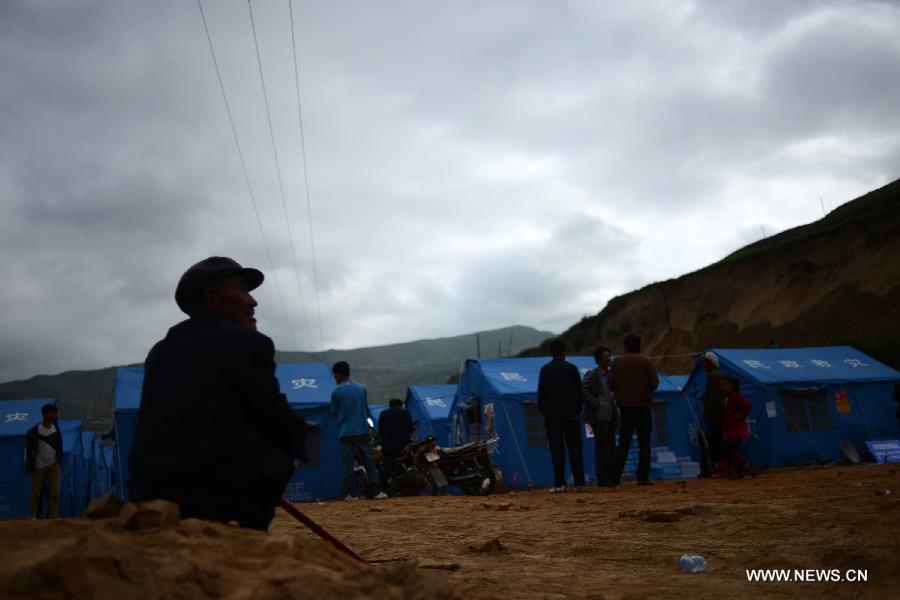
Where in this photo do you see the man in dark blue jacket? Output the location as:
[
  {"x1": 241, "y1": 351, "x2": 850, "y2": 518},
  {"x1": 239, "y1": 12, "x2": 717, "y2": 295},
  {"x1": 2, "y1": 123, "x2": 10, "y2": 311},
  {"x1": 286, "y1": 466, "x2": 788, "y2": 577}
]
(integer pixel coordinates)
[
  {"x1": 537, "y1": 339, "x2": 585, "y2": 492},
  {"x1": 378, "y1": 398, "x2": 415, "y2": 491},
  {"x1": 129, "y1": 257, "x2": 307, "y2": 530}
]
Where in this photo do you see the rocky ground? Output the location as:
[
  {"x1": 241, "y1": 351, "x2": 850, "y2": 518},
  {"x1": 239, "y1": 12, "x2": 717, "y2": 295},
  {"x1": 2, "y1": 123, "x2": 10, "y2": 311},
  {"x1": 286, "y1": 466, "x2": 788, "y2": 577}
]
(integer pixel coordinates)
[{"x1": 1, "y1": 464, "x2": 898, "y2": 599}]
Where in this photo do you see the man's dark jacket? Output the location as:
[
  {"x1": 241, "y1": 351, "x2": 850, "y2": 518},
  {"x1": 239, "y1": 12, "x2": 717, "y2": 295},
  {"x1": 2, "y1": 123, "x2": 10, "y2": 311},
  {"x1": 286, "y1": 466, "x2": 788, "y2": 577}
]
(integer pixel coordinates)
[
  {"x1": 378, "y1": 407, "x2": 415, "y2": 455},
  {"x1": 537, "y1": 358, "x2": 584, "y2": 420},
  {"x1": 24, "y1": 424, "x2": 62, "y2": 473},
  {"x1": 128, "y1": 315, "x2": 306, "y2": 530}
]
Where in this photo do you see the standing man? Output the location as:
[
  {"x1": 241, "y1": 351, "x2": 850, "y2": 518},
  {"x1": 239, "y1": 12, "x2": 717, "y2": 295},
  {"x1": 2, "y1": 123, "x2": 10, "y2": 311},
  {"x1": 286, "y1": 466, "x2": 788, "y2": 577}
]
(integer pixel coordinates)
[
  {"x1": 25, "y1": 403, "x2": 62, "y2": 519},
  {"x1": 331, "y1": 361, "x2": 387, "y2": 500},
  {"x1": 699, "y1": 351, "x2": 725, "y2": 478},
  {"x1": 610, "y1": 334, "x2": 659, "y2": 486},
  {"x1": 129, "y1": 257, "x2": 307, "y2": 531},
  {"x1": 538, "y1": 339, "x2": 586, "y2": 492},
  {"x1": 378, "y1": 398, "x2": 415, "y2": 493},
  {"x1": 582, "y1": 346, "x2": 617, "y2": 487}
]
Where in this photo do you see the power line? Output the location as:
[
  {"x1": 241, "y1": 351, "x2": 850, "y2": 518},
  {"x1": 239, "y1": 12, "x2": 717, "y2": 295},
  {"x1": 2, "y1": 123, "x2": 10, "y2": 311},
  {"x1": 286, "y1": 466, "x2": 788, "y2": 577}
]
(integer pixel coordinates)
[
  {"x1": 247, "y1": 0, "x2": 314, "y2": 349},
  {"x1": 288, "y1": 0, "x2": 325, "y2": 351},
  {"x1": 196, "y1": 0, "x2": 299, "y2": 351}
]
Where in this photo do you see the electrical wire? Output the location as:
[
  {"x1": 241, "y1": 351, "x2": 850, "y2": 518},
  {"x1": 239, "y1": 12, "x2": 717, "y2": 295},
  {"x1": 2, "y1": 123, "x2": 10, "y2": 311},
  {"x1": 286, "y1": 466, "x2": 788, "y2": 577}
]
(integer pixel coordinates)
[
  {"x1": 196, "y1": 0, "x2": 299, "y2": 351},
  {"x1": 288, "y1": 0, "x2": 326, "y2": 350},
  {"x1": 247, "y1": 0, "x2": 314, "y2": 349}
]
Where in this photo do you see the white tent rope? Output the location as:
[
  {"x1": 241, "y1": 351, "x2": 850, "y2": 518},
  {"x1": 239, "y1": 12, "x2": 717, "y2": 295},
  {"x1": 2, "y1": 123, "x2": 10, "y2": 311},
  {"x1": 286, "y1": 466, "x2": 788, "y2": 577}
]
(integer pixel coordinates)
[{"x1": 498, "y1": 397, "x2": 533, "y2": 485}]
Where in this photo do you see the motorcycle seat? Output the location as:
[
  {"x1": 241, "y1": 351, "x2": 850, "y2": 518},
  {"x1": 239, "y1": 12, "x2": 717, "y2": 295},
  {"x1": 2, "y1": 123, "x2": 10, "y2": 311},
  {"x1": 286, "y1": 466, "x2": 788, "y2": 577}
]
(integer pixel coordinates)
[{"x1": 440, "y1": 441, "x2": 479, "y2": 456}]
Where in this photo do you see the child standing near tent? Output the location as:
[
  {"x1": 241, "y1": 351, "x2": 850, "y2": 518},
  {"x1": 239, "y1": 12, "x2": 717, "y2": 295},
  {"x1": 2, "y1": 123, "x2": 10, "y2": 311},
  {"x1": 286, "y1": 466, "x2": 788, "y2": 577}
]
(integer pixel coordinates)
[{"x1": 720, "y1": 376, "x2": 752, "y2": 479}]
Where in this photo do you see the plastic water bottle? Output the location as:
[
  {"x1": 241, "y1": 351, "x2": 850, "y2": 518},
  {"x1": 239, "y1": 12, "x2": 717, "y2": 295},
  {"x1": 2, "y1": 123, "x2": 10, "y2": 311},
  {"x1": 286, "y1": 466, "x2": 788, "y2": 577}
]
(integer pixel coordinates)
[{"x1": 680, "y1": 554, "x2": 706, "y2": 573}]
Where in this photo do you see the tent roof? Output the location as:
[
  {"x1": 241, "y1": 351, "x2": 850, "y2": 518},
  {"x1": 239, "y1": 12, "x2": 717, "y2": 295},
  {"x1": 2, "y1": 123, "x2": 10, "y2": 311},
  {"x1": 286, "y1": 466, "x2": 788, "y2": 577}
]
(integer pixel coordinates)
[
  {"x1": 58, "y1": 420, "x2": 82, "y2": 453},
  {"x1": 407, "y1": 384, "x2": 456, "y2": 420},
  {"x1": 114, "y1": 362, "x2": 337, "y2": 412},
  {"x1": 711, "y1": 346, "x2": 900, "y2": 385},
  {"x1": 369, "y1": 403, "x2": 389, "y2": 421},
  {"x1": 113, "y1": 367, "x2": 144, "y2": 411},
  {"x1": 0, "y1": 398, "x2": 56, "y2": 437},
  {"x1": 667, "y1": 375, "x2": 690, "y2": 391},
  {"x1": 468, "y1": 357, "x2": 681, "y2": 399},
  {"x1": 275, "y1": 362, "x2": 336, "y2": 409}
]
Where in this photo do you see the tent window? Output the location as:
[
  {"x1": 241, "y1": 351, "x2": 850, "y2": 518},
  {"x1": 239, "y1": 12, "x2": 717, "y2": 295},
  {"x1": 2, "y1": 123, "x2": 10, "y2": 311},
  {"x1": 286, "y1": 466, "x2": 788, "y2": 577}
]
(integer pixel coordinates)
[
  {"x1": 523, "y1": 403, "x2": 549, "y2": 448},
  {"x1": 464, "y1": 397, "x2": 482, "y2": 439},
  {"x1": 652, "y1": 401, "x2": 667, "y2": 445},
  {"x1": 296, "y1": 425, "x2": 321, "y2": 468},
  {"x1": 780, "y1": 389, "x2": 833, "y2": 433}
]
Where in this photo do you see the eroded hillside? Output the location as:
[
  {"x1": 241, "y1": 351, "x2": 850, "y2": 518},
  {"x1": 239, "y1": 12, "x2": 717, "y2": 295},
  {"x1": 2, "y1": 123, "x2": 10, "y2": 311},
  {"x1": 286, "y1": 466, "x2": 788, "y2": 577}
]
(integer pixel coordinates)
[{"x1": 527, "y1": 179, "x2": 900, "y2": 373}]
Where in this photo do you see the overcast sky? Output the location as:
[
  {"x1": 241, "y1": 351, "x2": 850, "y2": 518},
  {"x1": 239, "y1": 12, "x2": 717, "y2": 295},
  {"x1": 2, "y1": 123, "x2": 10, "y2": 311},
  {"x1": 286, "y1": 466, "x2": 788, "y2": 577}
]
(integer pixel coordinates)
[{"x1": 1, "y1": 0, "x2": 899, "y2": 382}]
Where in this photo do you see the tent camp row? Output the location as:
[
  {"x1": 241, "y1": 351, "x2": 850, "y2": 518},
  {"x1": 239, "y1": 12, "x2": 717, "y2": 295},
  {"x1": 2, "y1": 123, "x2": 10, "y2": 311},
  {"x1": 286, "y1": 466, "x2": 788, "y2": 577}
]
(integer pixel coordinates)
[
  {"x1": 113, "y1": 367, "x2": 462, "y2": 503},
  {"x1": 6, "y1": 344, "x2": 895, "y2": 516},
  {"x1": 448, "y1": 356, "x2": 690, "y2": 488},
  {"x1": 0, "y1": 398, "x2": 115, "y2": 520},
  {"x1": 448, "y1": 346, "x2": 900, "y2": 489}
]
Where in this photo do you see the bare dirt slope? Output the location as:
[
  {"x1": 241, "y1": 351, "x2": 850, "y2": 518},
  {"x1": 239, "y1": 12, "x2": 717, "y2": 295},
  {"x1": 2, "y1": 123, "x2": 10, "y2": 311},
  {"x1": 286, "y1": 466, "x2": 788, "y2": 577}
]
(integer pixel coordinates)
[
  {"x1": 272, "y1": 464, "x2": 898, "y2": 600},
  {"x1": 2, "y1": 465, "x2": 897, "y2": 599},
  {"x1": 526, "y1": 179, "x2": 900, "y2": 373}
]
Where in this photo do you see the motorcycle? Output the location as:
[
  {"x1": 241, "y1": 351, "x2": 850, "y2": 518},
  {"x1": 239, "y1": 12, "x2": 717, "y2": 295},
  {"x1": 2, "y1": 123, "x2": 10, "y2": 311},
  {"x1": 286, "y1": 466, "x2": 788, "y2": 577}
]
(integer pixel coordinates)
[
  {"x1": 435, "y1": 435, "x2": 501, "y2": 496},
  {"x1": 387, "y1": 436, "x2": 446, "y2": 496},
  {"x1": 387, "y1": 435, "x2": 502, "y2": 496}
]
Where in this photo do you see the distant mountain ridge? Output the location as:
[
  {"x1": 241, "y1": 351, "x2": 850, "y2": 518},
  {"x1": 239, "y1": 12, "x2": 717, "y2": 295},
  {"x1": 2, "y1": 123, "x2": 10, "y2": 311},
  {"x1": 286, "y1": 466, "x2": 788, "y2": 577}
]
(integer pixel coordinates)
[
  {"x1": 0, "y1": 325, "x2": 553, "y2": 432},
  {"x1": 522, "y1": 178, "x2": 900, "y2": 374}
]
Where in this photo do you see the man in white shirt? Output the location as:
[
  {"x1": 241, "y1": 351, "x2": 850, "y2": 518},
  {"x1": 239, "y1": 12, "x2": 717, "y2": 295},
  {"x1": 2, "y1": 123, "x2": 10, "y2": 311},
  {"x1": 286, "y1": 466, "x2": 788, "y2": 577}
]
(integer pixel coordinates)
[{"x1": 25, "y1": 404, "x2": 63, "y2": 518}]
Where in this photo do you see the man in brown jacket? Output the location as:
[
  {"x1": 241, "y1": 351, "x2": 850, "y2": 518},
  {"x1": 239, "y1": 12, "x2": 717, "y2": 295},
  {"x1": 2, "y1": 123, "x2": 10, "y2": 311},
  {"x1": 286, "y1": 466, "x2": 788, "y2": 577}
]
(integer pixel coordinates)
[{"x1": 609, "y1": 334, "x2": 659, "y2": 486}]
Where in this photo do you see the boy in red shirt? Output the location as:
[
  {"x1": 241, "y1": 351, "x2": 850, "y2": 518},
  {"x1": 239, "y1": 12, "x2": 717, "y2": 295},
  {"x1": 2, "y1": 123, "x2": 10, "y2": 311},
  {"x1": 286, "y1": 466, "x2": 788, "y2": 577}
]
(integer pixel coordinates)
[{"x1": 720, "y1": 375, "x2": 753, "y2": 479}]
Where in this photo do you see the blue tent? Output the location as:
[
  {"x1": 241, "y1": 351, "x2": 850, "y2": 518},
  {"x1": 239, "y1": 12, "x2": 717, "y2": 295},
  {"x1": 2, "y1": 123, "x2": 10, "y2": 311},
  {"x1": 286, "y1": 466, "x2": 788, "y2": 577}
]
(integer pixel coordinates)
[
  {"x1": 0, "y1": 399, "x2": 84, "y2": 519},
  {"x1": 1, "y1": 399, "x2": 53, "y2": 518},
  {"x1": 57, "y1": 420, "x2": 82, "y2": 517},
  {"x1": 75, "y1": 430, "x2": 96, "y2": 515},
  {"x1": 668, "y1": 375, "x2": 689, "y2": 391},
  {"x1": 112, "y1": 366, "x2": 144, "y2": 499},
  {"x1": 451, "y1": 357, "x2": 599, "y2": 489},
  {"x1": 90, "y1": 439, "x2": 110, "y2": 500},
  {"x1": 113, "y1": 362, "x2": 344, "y2": 503},
  {"x1": 405, "y1": 384, "x2": 456, "y2": 447},
  {"x1": 277, "y1": 362, "x2": 342, "y2": 502},
  {"x1": 102, "y1": 445, "x2": 115, "y2": 498},
  {"x1": 369, "y1": 403, "x2": 388, "y2": 423},
  {"x1": 681, "y1": 346, "x2": 900, "y2": 468},
  {"x1": 648, "y1": 374, "x2": 693, "y2": 460}
]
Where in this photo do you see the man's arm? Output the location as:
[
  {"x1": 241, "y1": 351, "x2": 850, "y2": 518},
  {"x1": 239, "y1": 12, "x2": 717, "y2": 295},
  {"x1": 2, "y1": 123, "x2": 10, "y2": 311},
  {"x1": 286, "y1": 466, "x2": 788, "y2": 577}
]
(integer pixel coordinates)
[
  {"x1": 570, "y1": 364, "x2": 585, "y2": 416},
  {"x1": 24, "y1": 428, "x2": 35, "y2": 474},
  {"x1": 582, "y1": 369, "x2": 600, "y2": 410},
  {"x1": 232, "y1": 330, "x2": 306, "y2": 460},
  {"x1": 537, "y1": 366, "x2": 548, "y2": 414},
  {"x1": 648, "y1": 361, "x2": 659, "y2": 393}
]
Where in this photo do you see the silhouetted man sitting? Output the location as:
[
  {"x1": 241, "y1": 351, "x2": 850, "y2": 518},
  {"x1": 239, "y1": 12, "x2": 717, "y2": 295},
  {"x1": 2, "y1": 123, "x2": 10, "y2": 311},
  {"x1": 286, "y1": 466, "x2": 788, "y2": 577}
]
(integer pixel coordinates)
[{"x1": 129, "y1": 257, "x2": 307, "y2": 530}]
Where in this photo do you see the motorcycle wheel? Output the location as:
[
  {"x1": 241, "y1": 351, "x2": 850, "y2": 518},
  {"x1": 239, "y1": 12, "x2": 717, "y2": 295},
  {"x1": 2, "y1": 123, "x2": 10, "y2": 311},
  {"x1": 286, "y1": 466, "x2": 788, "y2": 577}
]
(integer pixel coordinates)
[{"x1": 460, "y1": 465, "x2": 496, "y2": 496}]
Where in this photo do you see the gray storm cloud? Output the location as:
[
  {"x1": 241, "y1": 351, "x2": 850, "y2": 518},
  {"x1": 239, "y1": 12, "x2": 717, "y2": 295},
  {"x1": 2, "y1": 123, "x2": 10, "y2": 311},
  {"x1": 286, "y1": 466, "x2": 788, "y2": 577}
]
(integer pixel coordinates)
[{"x1": 1, "y1": 0, "x2": 898, "y2": 381}]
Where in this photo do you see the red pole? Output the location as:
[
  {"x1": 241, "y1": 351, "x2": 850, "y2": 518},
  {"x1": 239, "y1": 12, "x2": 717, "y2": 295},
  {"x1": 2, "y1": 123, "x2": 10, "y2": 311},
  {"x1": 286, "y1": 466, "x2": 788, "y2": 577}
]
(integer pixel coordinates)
[{"x1": 279, "y1": 497, "x2": 367, "y2": 563}]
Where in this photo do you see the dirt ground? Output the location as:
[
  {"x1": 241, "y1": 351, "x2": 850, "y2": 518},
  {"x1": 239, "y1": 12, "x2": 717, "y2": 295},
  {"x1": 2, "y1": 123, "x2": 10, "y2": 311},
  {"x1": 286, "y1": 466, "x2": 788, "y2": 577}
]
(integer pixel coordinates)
[
  {"x1": 270, "y1": 463, "x2": 900, "y2": 599},
  {"x1": 1, "y1": 464, "x2": 897, "y2": 599}
]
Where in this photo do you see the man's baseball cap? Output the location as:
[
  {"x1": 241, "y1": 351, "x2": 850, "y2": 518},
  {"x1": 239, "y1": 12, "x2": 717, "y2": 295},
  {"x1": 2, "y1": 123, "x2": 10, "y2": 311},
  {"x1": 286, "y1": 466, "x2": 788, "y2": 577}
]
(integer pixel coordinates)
[{"x1": 174, "y1": 257, "x2": 264, "y2": 315}]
